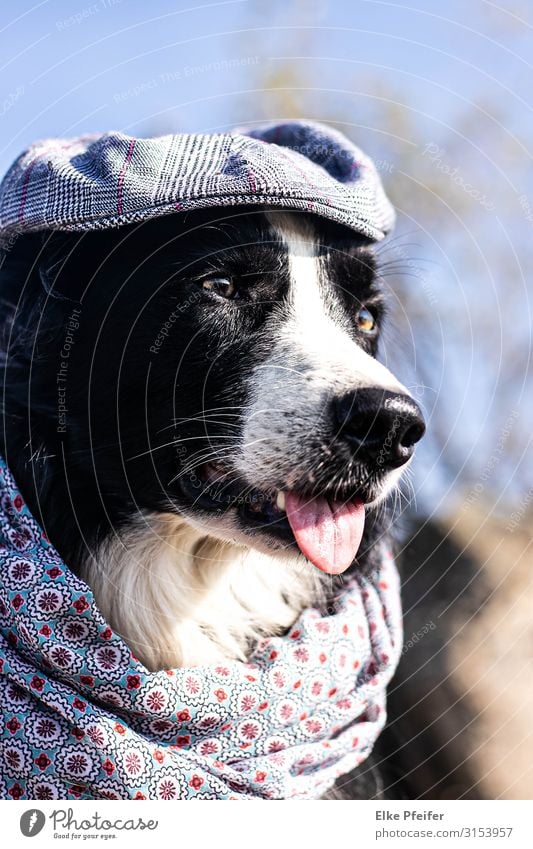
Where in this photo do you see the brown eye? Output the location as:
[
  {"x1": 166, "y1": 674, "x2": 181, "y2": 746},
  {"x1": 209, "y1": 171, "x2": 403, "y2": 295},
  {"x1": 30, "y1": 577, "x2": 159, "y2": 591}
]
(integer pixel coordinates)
[
  {"x1": 356, "y1": 306, "x2": 377, "y2": 334},
  {"x1": 201, "y1": 277, "x2": 237, "y2": 299}
]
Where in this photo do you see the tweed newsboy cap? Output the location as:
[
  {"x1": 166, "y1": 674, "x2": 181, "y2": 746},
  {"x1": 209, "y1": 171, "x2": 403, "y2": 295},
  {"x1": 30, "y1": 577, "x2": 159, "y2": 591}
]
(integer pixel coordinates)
[{"x1": 0, "y1": 120, "x2": 395, "y2": 247}]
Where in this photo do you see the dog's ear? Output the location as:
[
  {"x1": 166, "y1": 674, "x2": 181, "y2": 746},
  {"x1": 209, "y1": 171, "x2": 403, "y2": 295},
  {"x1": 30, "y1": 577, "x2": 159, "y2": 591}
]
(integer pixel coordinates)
[
  {"x1": 36, "y1": 230, "x2": 111, "y2": 305},
  {"x1": 37, "y1": 231, "x2": 80, "y2": 300}
]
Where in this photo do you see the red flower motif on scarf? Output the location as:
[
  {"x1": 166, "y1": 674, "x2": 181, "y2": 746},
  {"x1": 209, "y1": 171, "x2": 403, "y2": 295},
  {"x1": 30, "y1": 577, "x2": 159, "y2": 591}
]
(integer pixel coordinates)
[
  {"x1": 34, "y1": 753, "x2": 52, "y2": 771},
  {"x1": 8, "y1": 783, "x2": 24, "y2": 799},
  {"x1": 73, "y1": 596, "x2": 89, "y2": 614}
]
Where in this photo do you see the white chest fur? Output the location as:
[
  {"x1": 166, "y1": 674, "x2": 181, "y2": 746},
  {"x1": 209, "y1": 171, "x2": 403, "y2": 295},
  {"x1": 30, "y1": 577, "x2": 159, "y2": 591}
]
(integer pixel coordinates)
[{"x1": 80, "y1": 511, "x2": 326, "y2": 670}]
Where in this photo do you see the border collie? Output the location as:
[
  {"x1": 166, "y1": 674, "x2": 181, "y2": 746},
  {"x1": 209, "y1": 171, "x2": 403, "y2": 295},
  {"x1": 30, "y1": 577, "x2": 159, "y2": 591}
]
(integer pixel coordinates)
[{"x1": 0, "y1": 206, "x2": 424, "y2": 681}]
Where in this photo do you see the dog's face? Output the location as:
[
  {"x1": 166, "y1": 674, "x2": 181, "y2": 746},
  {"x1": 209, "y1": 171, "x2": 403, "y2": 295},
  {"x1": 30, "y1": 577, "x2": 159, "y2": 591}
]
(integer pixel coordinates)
[{"x1": 16, "y1": 207, "x2": 424, "y2": 575}]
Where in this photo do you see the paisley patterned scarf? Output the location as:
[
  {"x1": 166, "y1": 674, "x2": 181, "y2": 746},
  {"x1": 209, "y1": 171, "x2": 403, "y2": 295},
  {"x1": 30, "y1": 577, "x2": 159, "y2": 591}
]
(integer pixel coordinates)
[{"x1": 0, "y1": 456, "x2": 402, "y2": 800}]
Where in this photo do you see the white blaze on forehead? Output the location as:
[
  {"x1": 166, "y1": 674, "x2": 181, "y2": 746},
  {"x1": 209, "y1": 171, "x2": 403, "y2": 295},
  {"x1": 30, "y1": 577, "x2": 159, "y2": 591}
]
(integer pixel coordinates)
[
  {"x1": 236, "y1": 213, "x2": 410, "y2": 488},
  {"x1": 271, "y1": 214, "x2": 406, "y2": 393}
]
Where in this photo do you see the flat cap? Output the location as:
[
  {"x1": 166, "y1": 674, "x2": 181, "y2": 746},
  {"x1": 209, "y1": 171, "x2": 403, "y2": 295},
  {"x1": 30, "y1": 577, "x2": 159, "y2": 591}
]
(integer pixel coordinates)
[{"x1": 0, "y1": 120, "x2": 395, "y2": 246}]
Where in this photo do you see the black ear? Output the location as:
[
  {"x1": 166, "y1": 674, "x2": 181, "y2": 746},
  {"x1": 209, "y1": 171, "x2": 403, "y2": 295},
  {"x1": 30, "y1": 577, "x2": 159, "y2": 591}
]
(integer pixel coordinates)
[
  {"x1": 0, "y1": 230, "x2": 86, "y2": 308},
  {"x1": 1, "y1": 233, "x2": 41, "y2": 306},
  {"x1": 36, "y1": 231, "x2": 94, "y2": 303}
]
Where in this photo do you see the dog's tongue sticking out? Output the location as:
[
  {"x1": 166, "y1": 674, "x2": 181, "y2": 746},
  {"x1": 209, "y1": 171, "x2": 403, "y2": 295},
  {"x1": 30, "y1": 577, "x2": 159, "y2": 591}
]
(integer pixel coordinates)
[{"x1": 284, "y1": 492, "x2": 365, "y2": 575}]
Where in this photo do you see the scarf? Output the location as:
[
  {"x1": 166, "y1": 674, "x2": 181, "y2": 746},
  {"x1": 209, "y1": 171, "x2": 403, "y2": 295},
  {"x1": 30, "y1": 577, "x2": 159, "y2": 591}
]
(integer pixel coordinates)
[{"x1": 0, "y1": 456, "x2": 402, "y2": 800}]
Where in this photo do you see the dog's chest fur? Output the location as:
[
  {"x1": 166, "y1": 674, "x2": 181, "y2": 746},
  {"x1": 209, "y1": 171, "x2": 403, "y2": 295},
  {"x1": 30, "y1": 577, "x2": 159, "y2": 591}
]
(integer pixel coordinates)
[{"x1": 82, "y1": 511, "x2": 326, "y2": 670}]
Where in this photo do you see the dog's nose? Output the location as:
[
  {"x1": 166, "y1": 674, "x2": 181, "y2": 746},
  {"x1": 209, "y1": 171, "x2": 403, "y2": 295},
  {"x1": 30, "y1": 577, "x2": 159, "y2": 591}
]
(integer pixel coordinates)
[{"x1": 334, "y1": 388, "x2": 425, "y2": 469}]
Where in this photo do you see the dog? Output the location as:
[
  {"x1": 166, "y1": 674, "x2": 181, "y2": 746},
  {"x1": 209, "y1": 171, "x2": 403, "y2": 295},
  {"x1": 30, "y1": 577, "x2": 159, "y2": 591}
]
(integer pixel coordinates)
[{"x1": 0, "y1": 205, "x2": 424, "y2": 794}]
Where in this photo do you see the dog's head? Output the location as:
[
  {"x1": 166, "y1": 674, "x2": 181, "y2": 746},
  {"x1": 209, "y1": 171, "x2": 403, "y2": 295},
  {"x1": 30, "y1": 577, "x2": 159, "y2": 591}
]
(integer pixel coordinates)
[{"x1": 3, "y1": 206, "x2": 424, "y2": 574}]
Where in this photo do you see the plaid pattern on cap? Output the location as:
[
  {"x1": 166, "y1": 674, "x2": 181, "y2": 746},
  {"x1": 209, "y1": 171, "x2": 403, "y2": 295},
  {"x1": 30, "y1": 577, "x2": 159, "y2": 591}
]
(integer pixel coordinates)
[{"x1": 0, "y1": 120, "x2": 395, "y2": 246}]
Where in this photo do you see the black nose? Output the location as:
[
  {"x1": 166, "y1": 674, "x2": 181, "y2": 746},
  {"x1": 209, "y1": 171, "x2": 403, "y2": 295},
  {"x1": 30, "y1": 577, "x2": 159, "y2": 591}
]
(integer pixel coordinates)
[{"x1": 334, "y1": 388, "x2": 425, "y2": 470}]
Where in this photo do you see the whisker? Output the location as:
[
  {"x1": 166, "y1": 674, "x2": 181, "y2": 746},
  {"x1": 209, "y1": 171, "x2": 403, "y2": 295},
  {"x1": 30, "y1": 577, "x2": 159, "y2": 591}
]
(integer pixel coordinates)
[{"x1": 127, "y1": 435, "x2": 237, "y2": 462}]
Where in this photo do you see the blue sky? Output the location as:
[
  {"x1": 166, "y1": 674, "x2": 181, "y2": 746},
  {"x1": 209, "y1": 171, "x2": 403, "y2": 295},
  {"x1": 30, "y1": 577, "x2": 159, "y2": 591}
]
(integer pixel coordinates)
[{"x1": 1, "y1": 0, "x2": 531, "y2": 172}]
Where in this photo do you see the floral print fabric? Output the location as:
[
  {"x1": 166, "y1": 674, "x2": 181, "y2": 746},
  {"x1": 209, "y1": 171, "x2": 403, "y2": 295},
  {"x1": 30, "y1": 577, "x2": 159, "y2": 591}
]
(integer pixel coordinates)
[{"x1": 0, "y1": 457, "x2": 402, "y2": 800}]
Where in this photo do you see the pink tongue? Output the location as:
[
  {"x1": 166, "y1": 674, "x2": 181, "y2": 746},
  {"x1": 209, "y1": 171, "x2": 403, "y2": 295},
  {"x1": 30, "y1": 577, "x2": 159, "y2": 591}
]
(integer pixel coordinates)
[{"x1": 284, "y1": 491, "x2": 365, "y2": 575}]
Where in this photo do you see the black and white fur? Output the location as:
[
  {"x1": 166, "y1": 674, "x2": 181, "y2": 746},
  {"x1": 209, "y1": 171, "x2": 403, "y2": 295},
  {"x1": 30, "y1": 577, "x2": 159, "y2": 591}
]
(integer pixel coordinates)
[{"x1": 0, "y1": 207, "x2": 423, "y2": 678}]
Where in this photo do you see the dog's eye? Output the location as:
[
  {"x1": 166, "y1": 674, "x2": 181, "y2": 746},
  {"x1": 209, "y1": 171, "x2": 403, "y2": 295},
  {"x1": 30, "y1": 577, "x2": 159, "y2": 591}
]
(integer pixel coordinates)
[
  {"x1": 200, "y1": 276, "x2": 238, "y2": 299},
  {"x1": 356, "y1": 306, "x2": 377, "y2": 334}
]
